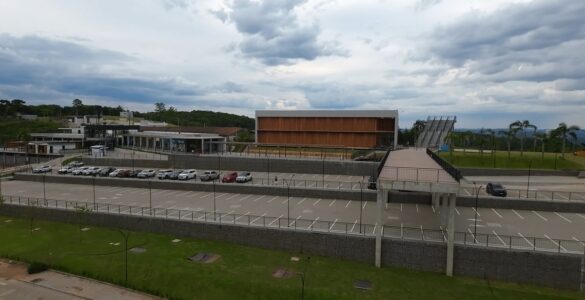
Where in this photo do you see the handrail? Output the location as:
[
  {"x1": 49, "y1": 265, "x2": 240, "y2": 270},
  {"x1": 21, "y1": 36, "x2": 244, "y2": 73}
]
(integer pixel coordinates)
[{"x1": 426, "y1": 148, "x2": 461, "y2": 182}]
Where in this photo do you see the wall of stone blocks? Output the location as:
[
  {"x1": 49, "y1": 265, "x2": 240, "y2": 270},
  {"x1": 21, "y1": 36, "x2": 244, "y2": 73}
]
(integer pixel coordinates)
[{"x1": 0, "y1": 204, "x2": 582, "y2": 290}]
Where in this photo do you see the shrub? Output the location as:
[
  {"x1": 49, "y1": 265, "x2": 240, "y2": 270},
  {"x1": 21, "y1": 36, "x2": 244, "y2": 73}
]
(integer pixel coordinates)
[{"x1": 27, "y1": 262, "x2": 48, "y2": 274}]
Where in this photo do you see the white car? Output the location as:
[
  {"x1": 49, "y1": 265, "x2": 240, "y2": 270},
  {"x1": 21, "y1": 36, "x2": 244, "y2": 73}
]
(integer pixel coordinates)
[
  {"x1": 157, "y1": 169, "x2": 173, "y2": 180},
  {"x1": 58, "y1": 166, "x2": 74, "y2": 174},
  {"x1": 72, "y1": 166, "x2": 89, "y2": 175},
  {"x1": 178, "y1": 169, "x2": 197, "y2": 180},
  {"x1": 137, "y1": 169, "x2": 156, "y2": 178},
  {"x1": 236, "y1": 172, "x2": 252, "y2": 183},
  {"x1": 83, "y1": 166, "x2": 101, "y2": 176},
  {"x1": 33, "y1": 165, "x2": 52, "y2": 173},
  {"x1": 199, "y1": 170, "x2": 219, "y2": 181}
]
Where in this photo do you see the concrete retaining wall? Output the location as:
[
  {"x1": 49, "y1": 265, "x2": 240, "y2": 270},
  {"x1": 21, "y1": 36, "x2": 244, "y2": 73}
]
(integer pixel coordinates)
[
  {"x1": 0, "y1": 204, "x2": 581, "y2": 291},
  {"x1": 13, "y1": 173, "x2": 376, "y2": 201},
  {"x1": 461, "y1": 168, "x2": 580, "y2": 177},
  {"x1": 82, "y1": 154, "x2": 379, "y2": 176}
]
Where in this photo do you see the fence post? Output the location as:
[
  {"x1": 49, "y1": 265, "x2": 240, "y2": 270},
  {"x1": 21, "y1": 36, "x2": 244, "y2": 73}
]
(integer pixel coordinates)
[
  {"x1": 248, "y1": 215, "x2": 250, "y2": 225},
  {"x1": 165, "y1": 208, "x2": 168, "y2": 218},
  {"x1": 558, "y1": 240, "x2": 561, "y2": 253},
  {"x1": 509, "y1": 236, "x2": 512, "y2": 250},
  {"x1": 533, "y1": 237, "x2": 536, "y2": 251}
]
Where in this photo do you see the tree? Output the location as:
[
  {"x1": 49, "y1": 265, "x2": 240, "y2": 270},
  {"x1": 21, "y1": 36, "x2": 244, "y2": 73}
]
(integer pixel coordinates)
[
  {"x1": 533, "y1": 132, "x2": 547, "y2": 160},
  {"x1": 485, "y1": 128, "x2": 497, "y2": 156},
  {"x1": 509, "y1": 120, "x2": 537, "y2": 157},
  {"x1": 72, "y1": 99, "x2": 83, "y2": 116},
  {"x1": 412, "y1": 120, "x2": 426, "y2": 145},
  {"x1": 552, "y1": 123, "x2": 580, "y2": 158},
  {"x1": 499, "y1": 129, "x2": 518, "y2": 159}
]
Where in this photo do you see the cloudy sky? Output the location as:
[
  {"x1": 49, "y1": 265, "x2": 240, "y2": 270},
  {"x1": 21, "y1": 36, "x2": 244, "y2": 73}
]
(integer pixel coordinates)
[{"x1": 0, "y1": 0, "x2": 584, "y2": 128}]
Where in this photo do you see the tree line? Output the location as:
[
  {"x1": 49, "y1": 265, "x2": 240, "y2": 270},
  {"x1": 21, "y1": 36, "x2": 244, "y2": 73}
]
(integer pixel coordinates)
[{"x1": 147, "y1": 102, "x2": 254, "y2": 129}]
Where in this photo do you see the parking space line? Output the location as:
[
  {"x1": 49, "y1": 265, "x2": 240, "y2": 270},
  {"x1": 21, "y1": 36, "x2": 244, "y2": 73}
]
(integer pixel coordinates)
[
  {"x1": 267, "y1": 196, "x2": 279, "y2": 203},
  {"x1": 491, "y1": 208, "x2": 503, "y2": 219},
  {"x1": 556, "y1": 193, "x2": 569, "y2": 200},
  {"x1": 350, "y1": 219, "x2": 357, "y2": 232},
  {"x1": 289, "y1": 215, "x2": 302, "y2": 227},
  {"x1": 253, "y1": 195, "x2": 266, "y2": 202},
  {"x1": 239, "y1": 195, "x2": 253, "y2": 202},
  {"x1": 573, "y1": 193, "x2": 585, "y2": 200},
  {"x1": 532, "y1": 211, "x2": 548, "y2": 221},
  {"x1": 572, "y1": 237, "x2": 585, "y2": 246},
  {"x1": 235, "y1": 212, "x2": 250, "y2": 221},
  {"x1": 554, "y1": 212, "x2": 572, "y2": 223},
  {"x1": 455, "y1": 208, "x2": 460, "y2": 216},
  {"x1": 416, "y1": 204, "x2": 419, "y2": 214},
  {"x1": 518, "y1": 232, "x2": 534, "y2": 248},
  {"x1": 345, "y1": 200, "x2": 351, "y2": 208},
  {"x1": 329, "y1": 218, "x2": 338, "y2": 231},
  {"x1": 313, "y1": 199, "x2": 321, "y2": 206},
  {"x1": 268, "y1": 214, "x2": 284, "y2": 226},
  {"x1": 576, "y1": 213, "x2": 585, "y2": 220},
  {"x1": 467, "y1": 228, "x2": 476, "y2": 242},
  {"x1": 281, "y1": 198, "x2": 289, "y2": 204},
  {"x1": 400, "y1": 203, "x2": 403, "y2": 212},
  {"x1": 431, "y1": 205, "x2": 435, "y2": 214},
  {"x1": 472, "y1": 207, "x2": 481, "y2": 217},
  {"x1": 512, "y1": 210, "x2": 525, "y2": 220},
  {"x1": 224, "y1": 193, "x2": 239, "y2": 201},
  {"x1": 297, "y1": 198, "x2": 306, "y2": 205},
  {"x1": 363, "y1": 201, "x2": 367, "y2": 209},
  {"x1": 250, "y1": 213, "x2": 267, "y2": 224},
  {"x1": 220, "y1": 210, "x2": 236, "y2": 220},
  {"x1": 492, "y1": 230, "x2": 506, "y2": 246},
  {"x1": 372, "y1": 222, "x2": 377, "y2": 235},
  {"x1": 329, "y1": 200, "x2": 336, "y2": 207},
  {"x1": 544, "y1": 234, "x2": 566, "y2": 251},
  {"x1": 200, "y1": 193, "x2": 212, "y2": 199},
  {"x1": 461, "y1": 188, "x2": 471, "y2": 196},
  {"x1": 309, "y1": 217, "x2": 320, "y2": 228}
]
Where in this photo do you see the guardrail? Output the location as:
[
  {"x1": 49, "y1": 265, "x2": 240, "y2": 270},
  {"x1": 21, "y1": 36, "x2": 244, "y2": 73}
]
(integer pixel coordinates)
[
  {"x1": 426, "y1": 148, "x2": 461, "y2": 182},
  {"x1": 2, "y1": 194, "x2": 583, "y2": 255}
]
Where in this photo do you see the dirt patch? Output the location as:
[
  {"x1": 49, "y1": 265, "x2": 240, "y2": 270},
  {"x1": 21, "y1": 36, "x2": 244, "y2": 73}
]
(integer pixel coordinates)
[
  {"x1": 188, "y1": 253, "x2": 220, "y2": 264},
  {"x1": 272, "y1": 268, "x2": 294, "y2": 279},
  {"x1": 0, "y1": 259, "x2": 29, "y2": 280}
]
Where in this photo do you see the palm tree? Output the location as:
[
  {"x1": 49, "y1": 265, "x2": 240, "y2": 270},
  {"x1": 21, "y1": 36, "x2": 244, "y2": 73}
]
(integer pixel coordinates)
[
  {"x1": 499, "y1": 129, "x2": 518, "y2": 159},
  {"x1": 412, "y1": 120, "x2": 426, "y2": 145},
  {"x1": 553, "y1": 123, "x2": 581, "y2": 158},
  {"x1": 533, "y1": 132, "x2": 547, "y2": 160},
  {"x1": 510, "y1": 120, "x2": 537, "y2": 156}
]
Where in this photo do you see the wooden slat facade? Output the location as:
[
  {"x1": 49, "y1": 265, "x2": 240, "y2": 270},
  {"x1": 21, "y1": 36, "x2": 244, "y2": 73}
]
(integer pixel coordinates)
[{"x1": 257, "y1": 116, "x2": 395, "y2": 148}]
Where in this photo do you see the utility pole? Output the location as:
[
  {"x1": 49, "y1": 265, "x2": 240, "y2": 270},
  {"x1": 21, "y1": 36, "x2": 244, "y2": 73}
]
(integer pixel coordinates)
[
  {"x1": 473, "y1": 181, "x2": 482, "y2": 243},
  {"x1": 359, "y1": 178, "x2": 364, "y2": 233},
  {"x1": 527, "y1": 160, "x2": 532, "y2": 197},
  {"x1": 213, "y1": 179, "x2": 217, "y2": 221},
  {"x1": 148, "y1": 180, "x2": 152, "y2": 215}
]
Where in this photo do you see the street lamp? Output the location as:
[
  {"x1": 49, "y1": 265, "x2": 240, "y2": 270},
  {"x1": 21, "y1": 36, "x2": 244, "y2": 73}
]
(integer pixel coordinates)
[
  {"x1": 267, "y1": 156, "x2": 270, "y2": 185},
  {"x1": 473, "y1": 181, "x2": 483, "y2": 243},
  {"x1": 285, "y1": 174, "x2": 296, "y2": 227},
  {"x1": 116, "y1": 230, "x2": 130, "y2": 285},
  {"x1": 42, "y1": 174, "x2": 46, "y2": 206},
  {"x1": 148, "y1": 179, "x2": 152, "y2": 215},
  {"x1": 321, "y1": 157, "x2": 325, "y2": 188},
  {"x1": 92, "y1": 177, "x2": 96, "y2": 211},
  {"x1": 212, "y1": 178, "x2": 217, "y2": 221},
  {"x1": 359, "y1": 177, "x2": 364, "y2": 233},
  {"x1": 526, "y1": 160, "x2": 532, "y2": 198}
]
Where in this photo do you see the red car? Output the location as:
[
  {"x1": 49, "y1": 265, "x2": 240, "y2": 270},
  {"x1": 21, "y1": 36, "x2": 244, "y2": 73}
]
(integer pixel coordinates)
[{"x1": 222, "y1": 171, "x2": 238, "y2": 183}]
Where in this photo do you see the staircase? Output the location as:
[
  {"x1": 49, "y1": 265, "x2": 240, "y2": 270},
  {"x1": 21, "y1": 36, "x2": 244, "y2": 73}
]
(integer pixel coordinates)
[{"x1": 415, "y1": 116, "x2": 456, "y2": 148}]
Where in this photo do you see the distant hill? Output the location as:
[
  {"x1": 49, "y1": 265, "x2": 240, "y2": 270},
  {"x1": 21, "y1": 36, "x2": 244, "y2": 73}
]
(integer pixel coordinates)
[{"x1": 140, "y1": 110, "x2": 255, "y2": 129}]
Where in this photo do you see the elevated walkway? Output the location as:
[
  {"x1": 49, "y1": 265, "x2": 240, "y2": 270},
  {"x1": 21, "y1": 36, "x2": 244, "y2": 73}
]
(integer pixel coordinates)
[{"x1": 415, "y1": 116, "x2": 456, "y2": 148}]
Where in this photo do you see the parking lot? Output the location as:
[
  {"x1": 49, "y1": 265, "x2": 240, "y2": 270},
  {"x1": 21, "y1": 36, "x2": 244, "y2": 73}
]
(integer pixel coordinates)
[{"x1": 3, "y1": 180, "x2": 585, "y2": 246}]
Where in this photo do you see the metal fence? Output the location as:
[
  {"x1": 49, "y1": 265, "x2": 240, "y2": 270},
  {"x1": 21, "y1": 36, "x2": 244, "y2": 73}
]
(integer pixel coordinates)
[{"x1": 2, "y1": 194, "x2": 583, "y2": 255}]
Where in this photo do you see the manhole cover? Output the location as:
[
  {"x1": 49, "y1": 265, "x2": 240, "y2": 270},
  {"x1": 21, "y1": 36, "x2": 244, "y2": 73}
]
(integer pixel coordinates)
[
  {"x1": 130, "y1": 247, "x2": 146, "y2": 253},
  {"x1": 354, "y1": 280, "x2": 372, "y2": 290},
  {"x1": 188, "y1": 253, "x2": 220, "y2": 263},
  {"x1": 272, "y1": 268, "x2": 293, "y2": 279}
]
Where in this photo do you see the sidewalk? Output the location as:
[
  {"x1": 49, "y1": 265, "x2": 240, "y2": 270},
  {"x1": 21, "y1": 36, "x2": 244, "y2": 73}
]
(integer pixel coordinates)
[{"x1": 0, "y1": 259, "x2": 159, "y2": 300}]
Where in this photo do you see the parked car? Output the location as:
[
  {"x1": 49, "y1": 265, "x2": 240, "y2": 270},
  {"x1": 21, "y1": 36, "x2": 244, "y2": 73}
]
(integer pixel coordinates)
[
  {"x1": 128, "y1": 169, "x2": 142, "y2": 178},
  {"x1": 168, "y1": 170, "x2": 183, "y2": 180},
  {"x1": 137, "y1": 169, "x2": 156, "y2": 178},
  {"x1": 57, "y1": 166, "x2": 74, "y2": 174},
  {"x1": 486, "y1": 183, "x2": 507, "y2": 197},
  {"x1": 199, "y1": 170, "x2": 219, "y2": 181},
  {"x1": 116, "y1": 169, "x2": 130, "y2": 178},
  {"x1": 178, "y1": 169, "x2": 197, "y2": 180},
  {"x1": 98, "y1": 167, "x2": 115, "y2": 177},
  {"x1": 109, "y1": 169, "x2": 121, "y2": 177},
  {"x1": 236, "y1": 172, "x2": 252, "y2": 183},
  {"x1": 222, "y1": 171, "x2": 238, "y2": 183},
  {"x1": 72, "y1": 166, "x2": 89, "y2": 175},
  {"x1": 70, "y1": 161, "x2": 84, "y2": 167},
  {"x1": 367, "y1": 176, "x2": 377, "y2": 190},
  {"x1": 83, "y1": 166, "x2": 101, "y2": 176},
  {"x1": 32, "y1": 165, "x2": 52, "y2": 173},
  {"x1": 157, "y1": 169, "x2": 174, "y2": 180}
]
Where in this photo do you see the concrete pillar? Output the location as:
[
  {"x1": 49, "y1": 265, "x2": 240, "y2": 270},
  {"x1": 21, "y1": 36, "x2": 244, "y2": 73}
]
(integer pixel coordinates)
[
  {"x1": 446, "y1": 193, "x2": 456, "y2": 276},
  {"x1": 375, "y1": 187, "x2": 384, "y2": 267},
  {"x1": 432, "y1": 192, "x2": 438, "y2": 211},
  {"x1": 441, "y1": 194, "x2": 448, "y2": 226}
]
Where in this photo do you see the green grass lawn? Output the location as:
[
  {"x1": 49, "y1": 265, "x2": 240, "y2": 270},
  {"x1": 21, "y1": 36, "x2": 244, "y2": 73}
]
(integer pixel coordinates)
[
  {"x1": 439, "y1": 150, "x2": 585, "y2": 170},
  {"x1": 0, "y1": 216, "x2": 583, "y2": 299}
]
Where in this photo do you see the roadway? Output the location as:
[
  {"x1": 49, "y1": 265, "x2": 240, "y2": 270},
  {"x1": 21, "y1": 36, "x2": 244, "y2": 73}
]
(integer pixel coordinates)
[{"x1": 2, "y1": 180, "x2": 585, "y2": 246}]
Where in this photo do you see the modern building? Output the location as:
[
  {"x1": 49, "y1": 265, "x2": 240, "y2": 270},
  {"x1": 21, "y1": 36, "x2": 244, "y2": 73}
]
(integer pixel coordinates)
[
  {"x1": 139, "y1": 126, "x2": 243, "y2": 141},
  {"x1": 122, "y1": 131, "x2": 226, "y2": 153},
  {"x1": 255, "y1": 110, "x2": 398, "y2": 148}
]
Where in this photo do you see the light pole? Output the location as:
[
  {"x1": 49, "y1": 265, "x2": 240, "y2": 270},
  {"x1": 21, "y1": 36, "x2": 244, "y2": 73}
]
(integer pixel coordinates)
[
  {"x1": 117, "y1": 230, "x2": 130, "y2": 285},
  {"x1": 298, "y1": 256, "x2": 311, "y2": 300},
  {"x1": 359, "y1": 177, "x2": 364, "y2": 233},
  {"x1": 42, "y1": 174, "x2": 46, "y2": 206},
  {"x1": 526, "y1": 160, "x2": 532, "y2": 198},
  {"x1": 473, "y1": 181, "x2": 482, "y2": 243},
  {"x1": 321, "y1": 158, "x2": 325, "y2": 188},
  {"x1": 267, "y1": 156, "x2": 270, "y2": 184},
  {"x1": 213, "y1": 178, "x2": 217, "y2": 221},
  {"x1": 93, "y1": 177, "x2": 96, "y2": 211},
  {"x1": 285, "y1": 179, "x2": 290, "y2": 227},
  {"x1": 148, "y1": 179, "x2": 152, "y2": 215}
]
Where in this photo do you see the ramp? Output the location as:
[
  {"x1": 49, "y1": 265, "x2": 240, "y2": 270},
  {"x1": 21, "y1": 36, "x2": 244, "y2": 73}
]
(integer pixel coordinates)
[{"x1": 415, "y1": 116, "x2": 456, "y2": 148}]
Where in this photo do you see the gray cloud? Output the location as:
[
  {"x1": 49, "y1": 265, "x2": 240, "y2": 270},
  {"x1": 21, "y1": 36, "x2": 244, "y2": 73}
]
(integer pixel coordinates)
[
  {"x1": 415, "y1": 0, "x2": 442, "y2": 11},
  {"x1": 218, "y1": 0, "x2": 343, "y2": 65},
  {"x1": 425, "y1": 0, "x2": 585, "y2": 86}
]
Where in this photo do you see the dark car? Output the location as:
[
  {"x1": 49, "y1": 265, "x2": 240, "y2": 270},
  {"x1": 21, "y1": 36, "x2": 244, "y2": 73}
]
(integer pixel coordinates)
[
  {"x1": 116, "y1": 169, "x2": 130, "y2": 178},
  {"x1": 168, "y1": 170, "x2": 183, "y2": 180},
  {"x1": 99, "y1": 167, "x2": 115, "y2": 177},
  {"x1": 367, "y1": 176, "x2": 377, "y2": 190},
  {"x1": 222, "y1": 171, "x2": 238, "y2": 183},
  {"x1": 128, "y1": 169, "x2": 142, "y2": 178},
  {"x1": 486, "y1": 183, "x2": 507, "y2": 197}
]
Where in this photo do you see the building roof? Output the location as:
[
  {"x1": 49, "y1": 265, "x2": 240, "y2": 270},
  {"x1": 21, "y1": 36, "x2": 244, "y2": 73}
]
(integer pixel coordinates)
[
  {"x1": 139, "y1": 126, "x2": 242, "y2": 136},
  {"x1": 127, "y1": 131, "x2": 223, "y2": 140},
  {"x1": 255, "y1": 110, "x2": 398, "y2": 118}
]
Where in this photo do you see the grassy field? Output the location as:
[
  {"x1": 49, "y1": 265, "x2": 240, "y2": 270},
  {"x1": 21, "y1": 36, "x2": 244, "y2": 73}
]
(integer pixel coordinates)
[
  {"x1": 439, "y1": 150, "x2": 585, "y2": 170},
  {"x1": 0, "y1": 216, "x2": 583, "y2": 299}
]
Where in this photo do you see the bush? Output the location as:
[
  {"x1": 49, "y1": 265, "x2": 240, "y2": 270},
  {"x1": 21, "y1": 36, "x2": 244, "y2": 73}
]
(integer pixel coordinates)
[
  {"x1": 61, "y1": 156, "x2": 81, "y2": 166},
  {"x1": 27, "y1": 262, "x2": 48, "y2": 274}
]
